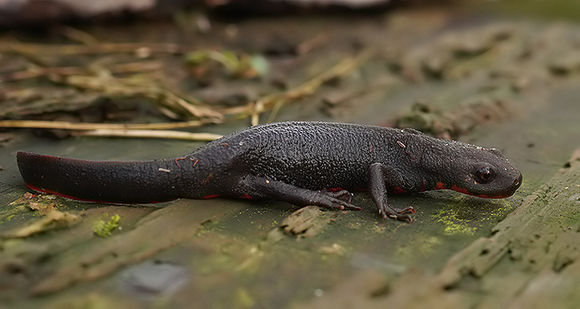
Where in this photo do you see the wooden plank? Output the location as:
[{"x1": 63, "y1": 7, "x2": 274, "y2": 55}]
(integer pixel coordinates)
[{"x1": 301, "y1": 149, "x2": 580, "y2": 308}]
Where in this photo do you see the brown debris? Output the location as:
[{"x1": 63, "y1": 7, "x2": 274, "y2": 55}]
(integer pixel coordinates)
[
  {"x1": 221, "y1": 50, "x2": 372, "y2": 125},
  {"x1": 55, "y1": 74, "x2": 223, "y2": 121},
  {"x1": 0, "y1": 133, "x2": 15, "y2": 147},
  {"x1": 1, "y1": 210, "x2": 82, "y2": 239},
  {"x1": 279, "y1": 206, "x2": 332, "y2": 239},
  {"x1": 0, "y1": 61, "x2": 162, "y2": 83},
  {"x1": 391, "y1": 97, "x2": 515, "y2": 139},
  {"x1": 2, "y1": 193, "x2": 80, "y2": 239},
  {"x1": 9, "y1": 192, "x2": 63, "y2": 214},
  {"x1": 321, "y1": 77, "x2": 395, "y2": 118},
  {"x1": 0, "y1": 87, "x2": 101, "y2": 119},
  {"x1": 395, "y1": 24, "x2": 515, "y2": 82},
  {"x1": 548, "y1": 53, "x2": 580, "y2": 75}
]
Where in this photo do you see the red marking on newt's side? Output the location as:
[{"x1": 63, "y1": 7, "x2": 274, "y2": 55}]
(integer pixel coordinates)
[
  {"x1": 25, "y1": 183, "x2": 94, "y2": 202},
  {"x1": 393, "y1": 186, "x2": 406, "y2": 194},
  {"x1": 476, "y1": 194, "x2": 508, "y2": 199},
  {"x1": 451, "y1": 185, "x2": 469, "y2": 195},
  {"x1": 327, "y1": 187, "x2": 344, "y2": 192},
  {"x1": 449, "y1": 185, "x2": 508, "y2": 199},
  {"x1": 240, "y1": 194, "x2": 253, "y2": 199},
  {"x1": 435, "y1": 182, "x2": 446, "y2": 190},
  {"x1": 202, "y1": 194, "x2": 220, "y2": 199},
  {"x1": 22, "y1": 183, "x2": 170, "y2": 204},
  {"x1": 22, "y1": 152, "x2": 129, "y2": 165},
  {"x1": 419, "y1": 178, "x2": 427, "y2": 192}
]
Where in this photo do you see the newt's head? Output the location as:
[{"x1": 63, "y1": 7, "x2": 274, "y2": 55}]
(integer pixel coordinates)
[{"x1": 426, "y1": 142, "x2": 522, "y2": 198}]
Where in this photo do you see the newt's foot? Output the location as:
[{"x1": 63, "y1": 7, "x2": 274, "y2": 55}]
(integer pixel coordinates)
[
  {"x1": 378, "y1": 204, "x2": 415, "y2": 223},
  {"x1": 317, "y1": 193, "x2": 362, "y2": 211},
  {"x1": 326, "y1": 190, "x2": 354, "y2": 203}
]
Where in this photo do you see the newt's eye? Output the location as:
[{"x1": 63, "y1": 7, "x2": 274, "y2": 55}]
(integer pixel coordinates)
[{"x1": 475, "y1": 166, "x2": 495, "y2": 184}]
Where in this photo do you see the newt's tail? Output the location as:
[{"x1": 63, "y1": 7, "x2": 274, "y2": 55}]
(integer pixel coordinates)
[{"x1": 17, "y1": 152, "x2": 185, "y2": 203}]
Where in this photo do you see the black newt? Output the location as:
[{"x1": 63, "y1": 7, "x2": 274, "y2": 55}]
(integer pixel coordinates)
[{"x1": 17, "y1": 121, "x2": 522, "y2": 222}]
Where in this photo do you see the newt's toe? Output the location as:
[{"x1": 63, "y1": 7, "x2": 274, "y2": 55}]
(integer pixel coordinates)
[
  {"x1": 395, "y1": 206, "x2": 415, "y2": 215},
  {"x1": 400, "y1": 215, "x2": 414, "y2": 223}
]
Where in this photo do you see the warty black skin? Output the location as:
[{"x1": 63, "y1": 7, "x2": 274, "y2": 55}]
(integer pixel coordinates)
[{"x1": 17, "y1": 121, "x2": 523, "y2": 222}]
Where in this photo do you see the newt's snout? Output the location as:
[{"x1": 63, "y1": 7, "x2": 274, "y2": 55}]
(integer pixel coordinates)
[
  {"x1": 508, "y1": 172, "x2": 523, "y2": 195},
  {"x1": 514, "y1": 173, "x2": 522, "y2": 188},
  {"x1": 482, "y1": 171, "x2": 522, "y2": 199},
  {"x1": 496, "y1": 172, "x2": 523, "y2": 198}
]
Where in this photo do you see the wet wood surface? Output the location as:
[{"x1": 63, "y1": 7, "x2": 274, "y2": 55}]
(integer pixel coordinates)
[{"x1": 0, "y1": 3, "x2": 579, "y2": 308}]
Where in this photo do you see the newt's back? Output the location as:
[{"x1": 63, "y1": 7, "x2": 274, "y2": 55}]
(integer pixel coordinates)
[{"x1": 209, "y1": 122, "x2": 409, "y2": 190}]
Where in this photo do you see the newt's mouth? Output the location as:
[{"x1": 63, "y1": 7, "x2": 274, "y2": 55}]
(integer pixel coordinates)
[{"x1": 453, "y1": 173, "x2": 523, "y2": 199}]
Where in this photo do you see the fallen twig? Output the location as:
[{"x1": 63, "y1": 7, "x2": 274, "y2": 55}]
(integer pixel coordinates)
[
  {"x1": 0, "y1": 119, "x2": 209, "y2": 130},
  {"x1": 57, "y1": 26, "x2": 100, "y2": 45},
  {"x1": 73, "y1": 129, "x2": 221, "y2": 141},
  {"x1": 0, "y1": 61, "x2": 162, "y2": 82},
  {"x1": 297, "y1": 34, "x2": 329, "y2": 55},
  {"x1": 1, "y1": 42, "x2": 183, "y2": 56}
]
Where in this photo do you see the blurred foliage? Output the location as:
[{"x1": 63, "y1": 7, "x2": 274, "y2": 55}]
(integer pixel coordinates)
[{"x1": 185, "y1": 50, "x2": 270, "y2": 79}]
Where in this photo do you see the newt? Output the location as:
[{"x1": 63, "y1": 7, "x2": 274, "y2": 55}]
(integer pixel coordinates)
[{"x1": 16, "y1": 121, "x2": 522, "y2": 222}]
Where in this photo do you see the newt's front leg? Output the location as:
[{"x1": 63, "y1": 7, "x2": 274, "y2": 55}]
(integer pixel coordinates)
[{"x1": 368, "y1": 163, "x2": 415, "y2": 222}]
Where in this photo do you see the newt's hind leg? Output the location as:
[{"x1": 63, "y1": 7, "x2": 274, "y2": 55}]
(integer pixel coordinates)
[{"x1": 240, "y1": 175, "x2": 361, "y2": 211}]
